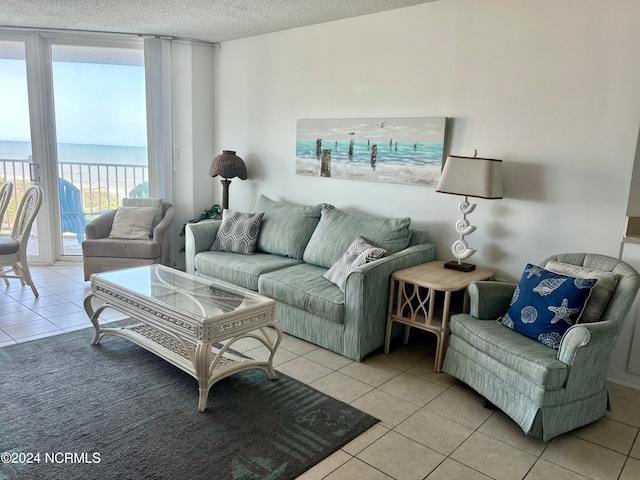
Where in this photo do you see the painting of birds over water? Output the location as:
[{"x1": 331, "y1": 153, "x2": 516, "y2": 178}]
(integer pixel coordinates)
[{"x1": 295, "y1": 117, "x2": 447, "y2": 186}]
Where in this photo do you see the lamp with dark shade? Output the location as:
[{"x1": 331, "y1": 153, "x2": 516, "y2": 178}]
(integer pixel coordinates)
[
  {"x1": 209, "y1": 150, "x2": 247, "y2": 210},
  {"x1": 436, "y1": 152, "x2": 503, "y2": 272}
]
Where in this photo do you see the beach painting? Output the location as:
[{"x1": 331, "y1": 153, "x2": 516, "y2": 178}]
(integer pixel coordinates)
[{"x1": 295, "y1": 117, "x2": 447, "y2": 186}]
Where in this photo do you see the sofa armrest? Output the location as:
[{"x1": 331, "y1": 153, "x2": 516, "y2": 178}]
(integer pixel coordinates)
[
  {"x1": 85, "y1": 210, "x2": 117, "y2": 240},
  {"x1": 558, "y1": 321, "x2": 620, "y2": 399},
  {"x1": 153, "y1": 205, "x2": 174, "y2": 265},
  {"x1": 468, "y1": 281, "x2": 517, "y2": 320},
  {"x1": 185, "y1": 220, "x2": 222, "y2": 274},
  {"x1": 341, "y1": 241, "x2": 436, "y2": 360}
]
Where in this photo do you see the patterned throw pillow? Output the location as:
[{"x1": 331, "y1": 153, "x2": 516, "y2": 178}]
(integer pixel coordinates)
[
  {"x1": 497, "y1": 264, "x2": 597, "y2": 349},
  {"x1": 544, "y1": 260, "x2": 618, "y2": 323},
  {"x1": 323, "y1": 236, "x2": 386, "y2": 291},
  {"x1": 211, "y1": 210, "x2": 264, "y2": 255}
]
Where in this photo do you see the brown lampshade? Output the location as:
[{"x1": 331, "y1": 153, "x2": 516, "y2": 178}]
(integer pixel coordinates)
[{"x1": 209, "y1": 150, "x2": 248, "y2": 180}]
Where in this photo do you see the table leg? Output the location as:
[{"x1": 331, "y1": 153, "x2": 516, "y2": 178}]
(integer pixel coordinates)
[
  {"x1": 195, "y1": 341, "x2": 213, "y2": 412},
  {"x1": 83, "y1": 293, "x2": 109, "y2": 345},
  {"x1": 384, "y1": 278, "x2": 397, "y2": 354},
  {"x1": 265, "y1": 322, "x2": 283, "y2": 379},
  {"x1": 433, "y1": 291, "x2": 452, "y2": 373}
]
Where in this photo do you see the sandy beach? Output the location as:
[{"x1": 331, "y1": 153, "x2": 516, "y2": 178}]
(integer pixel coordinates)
[{"x1": 295, "y1": 158, "x2": 441, "y2": 187}]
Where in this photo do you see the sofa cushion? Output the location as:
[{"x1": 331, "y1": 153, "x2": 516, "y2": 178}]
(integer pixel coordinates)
[
  {"x1": 544, "y1": 260, "x2": 619, "y2": 323},
  {"x1": 498, "y1": 264, "x2": 597, "y2": 349},
  {"x1": 82, "y1": 238, "x2": 161, "y2": 259},
  {"x1": 450, "y1": 314, "x2": 568, "y2": 390},
  {"x1": 303, "y1": 206, "x2": 411, "y2": 268},
  {"x1": 259, "y1": 263, "x2": 345, "y2": 324},
  {"x1": 194, "y1": 251, "x2": 302, "y2": 291},
  {"x1": 323, "y1": 236, "x2": 386, "y2": 291},
  {"x1": 252, "y1": 195, "x2": 323, "y2": 259},
  {"x1": 211, "y1": 210, "x2": 263, "y2": 255}
]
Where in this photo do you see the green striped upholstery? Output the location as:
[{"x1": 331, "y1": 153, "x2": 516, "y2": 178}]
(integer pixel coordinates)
[
  {"x1": 194, "y1": 251, "x2": 301, "y2": 291},
  {"x1": 252, "y1": 195, "x2": 323, "y2": 259},
  {"x1": 449, "y1": 316, "x2": 568, "y2": 390},
  {"x1": 303, "y1": 206, "x2": 411, "y2": 268},
  {"x1": 259, "y1": 263, "x2": 346, "y2": 324},
  {"x1": 443, "y1": 253, "x2": 640, "y2": 441},
  {"x1": 186, "y1": 213, "x2": 436, "y2": 361}
]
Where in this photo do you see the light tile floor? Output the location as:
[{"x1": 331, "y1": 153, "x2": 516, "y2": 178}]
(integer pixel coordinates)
[{"x1": 2, "y1": 264, "x2": 640, "y2": 480}]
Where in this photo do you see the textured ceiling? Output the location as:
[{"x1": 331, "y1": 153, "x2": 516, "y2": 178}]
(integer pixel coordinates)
[{"x1": 0, "y1": 0, "x2": 439, "y2": 44}]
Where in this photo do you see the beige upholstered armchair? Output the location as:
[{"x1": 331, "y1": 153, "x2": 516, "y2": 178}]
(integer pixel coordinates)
[{"x1": 82, "y1": 198, "x2": 174, "y2": 281}]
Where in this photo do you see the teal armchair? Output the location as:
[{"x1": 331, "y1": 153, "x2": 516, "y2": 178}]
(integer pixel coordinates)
[{"x1": 443, "y1": 253, "x2": 640, "y2": 441}]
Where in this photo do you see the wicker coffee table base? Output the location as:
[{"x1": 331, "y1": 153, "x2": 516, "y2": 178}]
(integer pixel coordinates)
[{"x1": 84, "y1": 283, "x2": 281, "y2": 412}]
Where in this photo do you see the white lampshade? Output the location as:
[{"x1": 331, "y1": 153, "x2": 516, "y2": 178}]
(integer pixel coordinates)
[{"x1": 436, "y1": 155, "x2": 503, "y2": 199}]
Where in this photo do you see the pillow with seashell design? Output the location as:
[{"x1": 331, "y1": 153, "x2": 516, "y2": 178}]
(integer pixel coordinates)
[
  {"x1": 544, "y1": 260, "x2": 618, "y2": 323},
  {"x1": 497, "y1": 264, "x2": 597, "y2": 349}
]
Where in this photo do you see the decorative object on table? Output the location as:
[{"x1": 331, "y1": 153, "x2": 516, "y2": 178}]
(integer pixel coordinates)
[
  {"x1": 209, "y1": 150, "x2": 247, "y2": 210},
  {"x1": 296, "y1": 117, "x2": 448, "y2": 187},
  {"x1": 436, "y1": 151, "x2": 503, "y2": 271}
]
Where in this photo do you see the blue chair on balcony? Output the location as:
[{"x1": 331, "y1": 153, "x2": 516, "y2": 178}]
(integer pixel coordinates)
[
  {"x1": 129, "y1": 181, "x2": 149, "y2": 198},
  {"x1": 59, "y1": 178, "x2": 87, "y2": 243}
]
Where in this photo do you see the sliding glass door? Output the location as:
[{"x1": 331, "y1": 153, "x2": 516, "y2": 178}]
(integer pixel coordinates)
[
  {"x1": 0, "y1": 32, "x2": 149, "y2": 262},
  {"x1": 50, "y1": 43, "x2": 148, "y2": 256},
  {"x1": 0, "y1": 39, "x2": 40, "y2": 259}
]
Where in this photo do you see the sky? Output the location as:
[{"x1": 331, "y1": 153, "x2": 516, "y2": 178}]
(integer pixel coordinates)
[{"x1": 0, "y1": 57, "x2": 147, "y2": 147}]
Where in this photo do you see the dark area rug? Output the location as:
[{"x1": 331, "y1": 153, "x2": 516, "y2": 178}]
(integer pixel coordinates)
[{"x1": 0, "y1": 327, "x2": 378, "y2": 480}]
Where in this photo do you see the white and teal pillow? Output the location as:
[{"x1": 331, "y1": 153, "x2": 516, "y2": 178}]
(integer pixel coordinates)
[
  {"x1": 323, "y1": 236, "x2": 386, "y2": 291},
  {"x1": 498, "y1": 263, "x2": 597, "y2": 349},
  {"x1": 211, "y1": 210, "x2": 264, "y2": 255}
]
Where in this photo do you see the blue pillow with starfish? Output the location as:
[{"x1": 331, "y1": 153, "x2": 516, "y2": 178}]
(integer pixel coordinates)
[{"x1": 497, "y1": 264, "x2": 597, "y2": 349}]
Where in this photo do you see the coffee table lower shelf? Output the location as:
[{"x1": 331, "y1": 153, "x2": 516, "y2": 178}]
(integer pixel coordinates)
[
  {"x1": 85, "y1": 293, "x2": 281, "y2": 412},
  {"x1": 90, "y1": 320, "x2": 281, "y2": 412}
]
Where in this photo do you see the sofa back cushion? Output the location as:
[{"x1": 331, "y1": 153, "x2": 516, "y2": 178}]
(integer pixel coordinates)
[
  {"x1": 252, "y1": 195, "x2": 323, "y2": 259},
  {"x1": 303, "y1": 206, "x2": 411, "y2": 268}
]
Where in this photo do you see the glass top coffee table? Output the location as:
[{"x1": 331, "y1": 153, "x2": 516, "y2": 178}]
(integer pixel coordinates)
[{"x1": 83, "y1": 265, "x2": 281, "y2": 412}]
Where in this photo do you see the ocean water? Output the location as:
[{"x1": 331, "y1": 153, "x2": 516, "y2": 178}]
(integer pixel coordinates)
[
  {"x1": 296, "y1": 139, "x2": 443, "y2": 167},
  {"x1": 0, "y1": 140, "x2": 147, "y2": 166}
]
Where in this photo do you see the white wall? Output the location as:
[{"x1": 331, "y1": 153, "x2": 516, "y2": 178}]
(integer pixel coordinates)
[
  {"x1": 172, "y1": 41, "x2": 216, "y2": 267},
  {"x1": 208, "y1": 0, "x2": 640, "y2": 283}
]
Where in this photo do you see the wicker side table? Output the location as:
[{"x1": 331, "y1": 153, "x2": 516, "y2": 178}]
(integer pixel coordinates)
[{"x1": 384, "y1": 260, "x2": 493, "y2": 372}]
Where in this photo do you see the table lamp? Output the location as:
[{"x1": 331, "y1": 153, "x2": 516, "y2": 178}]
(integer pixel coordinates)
[
  {"x1": 436, "y1": 151, "x2": 503, "y2": 271},
  {"x1": 209, "y1": 150, "x2": 247, "y2": 210}
]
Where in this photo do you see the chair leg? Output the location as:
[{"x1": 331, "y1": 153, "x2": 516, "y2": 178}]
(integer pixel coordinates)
[
  {"x1": 19, "y1": 262, "x2": 38, "y2": 297},
  {"x1": 13, "y1": 264, "x2": 26, "y2": 285}
]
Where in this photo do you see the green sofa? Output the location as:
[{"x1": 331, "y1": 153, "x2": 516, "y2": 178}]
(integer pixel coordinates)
[{"x1": 185, "y1": 195, "x2": 435, "y2": 361}]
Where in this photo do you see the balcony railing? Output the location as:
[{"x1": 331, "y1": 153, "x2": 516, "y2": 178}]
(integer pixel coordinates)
[{"x1": 1, "y1": 157, "x2": 148, "y2": 237}]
